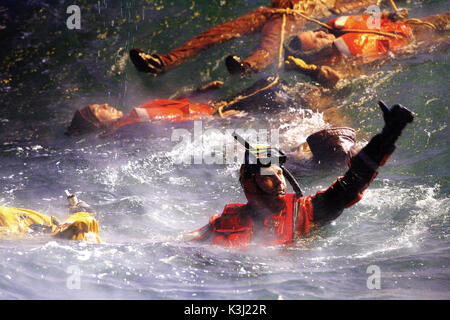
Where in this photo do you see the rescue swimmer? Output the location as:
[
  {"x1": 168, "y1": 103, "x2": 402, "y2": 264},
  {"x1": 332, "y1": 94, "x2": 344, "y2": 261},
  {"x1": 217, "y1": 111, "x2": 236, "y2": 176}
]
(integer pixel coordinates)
[
  {"x1": 184, "y1": 100, "x2": 414, "y2": 247},
  {"x1": 284, "y1": 11, "x2": 450, "y2": 87},
  {"x1": 0, "y1": 191, "x2": 101, "y2": 243}
]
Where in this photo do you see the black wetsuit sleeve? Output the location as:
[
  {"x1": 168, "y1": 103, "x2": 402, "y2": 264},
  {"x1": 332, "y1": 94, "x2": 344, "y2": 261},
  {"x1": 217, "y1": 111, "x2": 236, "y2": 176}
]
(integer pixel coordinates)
[
  {"x1": 220, "y1": 78, "x2": 294, "y2": 113},
  {"x1": 311, "y1": 133, "x2": 395, "y2": 224}
]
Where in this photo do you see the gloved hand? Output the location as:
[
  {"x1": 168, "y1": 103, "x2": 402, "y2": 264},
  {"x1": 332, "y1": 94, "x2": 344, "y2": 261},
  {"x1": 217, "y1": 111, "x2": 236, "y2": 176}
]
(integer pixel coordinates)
[
  {"x1": 315, "y1": 66, "x2": 342, "y2": 88},
  {"x1": 285, "y1": 56, "x2": 318, "y2": 74},
  {"x1": 379, "y1": 100, "x2": 414, "y2": 143},
  {"x1": 285, "y1": 56, "x2": 341, "y2": 88},
  {"x1": 348, "y1": 101, "x2": 414, "y2": 175}
]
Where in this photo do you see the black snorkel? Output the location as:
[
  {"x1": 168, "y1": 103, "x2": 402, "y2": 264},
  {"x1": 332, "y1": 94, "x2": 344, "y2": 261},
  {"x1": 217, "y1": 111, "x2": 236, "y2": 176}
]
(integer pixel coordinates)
[{"x1": 232, "y1": 133, "x2": 303, "y2": 197}]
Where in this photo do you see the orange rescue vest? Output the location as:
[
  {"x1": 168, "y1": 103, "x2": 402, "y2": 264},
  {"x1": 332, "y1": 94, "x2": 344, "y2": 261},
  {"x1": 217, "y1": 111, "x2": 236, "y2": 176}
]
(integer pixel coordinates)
[
  {"x1": 205, "y1": 193, "x2": 315, "y2": 247},
  {"x1": 114, "y1": 98, "x2": 214, "y2": 130},
  {"x1": 328, "y1": 14, "x2": 412, "y2": 62}
]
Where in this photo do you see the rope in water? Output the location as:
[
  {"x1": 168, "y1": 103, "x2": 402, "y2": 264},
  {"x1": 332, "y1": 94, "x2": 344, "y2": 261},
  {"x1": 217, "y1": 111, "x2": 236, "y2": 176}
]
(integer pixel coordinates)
[
  {"x1": 269, "y1": 8, "x2": 407, "y2": 39},
  {"x1": 387, "y1": 0, "x2": 437, "y2": 30},
  {"x1": 214, "y1": 0, "x2": 437, "y2": 116}
]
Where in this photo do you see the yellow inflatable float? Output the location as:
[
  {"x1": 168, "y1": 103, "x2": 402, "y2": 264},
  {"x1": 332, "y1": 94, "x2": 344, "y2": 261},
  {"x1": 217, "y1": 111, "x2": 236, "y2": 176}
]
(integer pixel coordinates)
[{"x1": 0, "y1": 206, "x2": 101, "y2": 243}]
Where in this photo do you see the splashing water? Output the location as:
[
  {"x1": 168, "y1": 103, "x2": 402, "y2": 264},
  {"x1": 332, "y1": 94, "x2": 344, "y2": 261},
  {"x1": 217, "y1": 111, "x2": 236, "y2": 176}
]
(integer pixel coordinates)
[{"x1": 0, "y1": 0, "x2": 448, "y2": 299}]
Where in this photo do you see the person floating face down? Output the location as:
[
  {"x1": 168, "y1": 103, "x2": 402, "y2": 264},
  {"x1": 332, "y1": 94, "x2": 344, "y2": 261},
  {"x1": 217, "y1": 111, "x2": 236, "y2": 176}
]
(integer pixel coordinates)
[
  {"x1": 0, "y1": 194, "x2": 101, "y2": 243},
  {"x1": 284, "y1": 11, "x2": 450, "y2": 88},
  {"x1": 184, "y1": 101, "x2": 414, "y2": 248},
  {"x1": 129, "y1": 0, "x2": 382, "y2": 76}
]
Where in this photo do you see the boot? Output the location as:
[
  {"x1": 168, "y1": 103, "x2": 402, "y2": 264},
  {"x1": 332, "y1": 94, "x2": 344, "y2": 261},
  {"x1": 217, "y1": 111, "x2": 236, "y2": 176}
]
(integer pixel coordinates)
[
  {"x1": 129, "y1": 48, "x2": 164, "y2": 74},
  {"x1": 225, "y1": 55, "x2": 253, "y2": 75}
]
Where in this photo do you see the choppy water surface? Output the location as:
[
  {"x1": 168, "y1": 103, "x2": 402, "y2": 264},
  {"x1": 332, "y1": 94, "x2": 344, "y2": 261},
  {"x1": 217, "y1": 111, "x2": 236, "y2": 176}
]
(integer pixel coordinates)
[{"x1": 0, "y1": 0, "x2": 448, "y2": 299}]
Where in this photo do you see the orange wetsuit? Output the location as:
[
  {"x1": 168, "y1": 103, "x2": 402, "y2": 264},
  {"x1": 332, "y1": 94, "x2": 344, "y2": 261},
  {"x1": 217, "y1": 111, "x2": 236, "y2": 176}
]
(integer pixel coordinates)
[{"x1": 150, "y1": 1, "x2": 379, "y2": 72}]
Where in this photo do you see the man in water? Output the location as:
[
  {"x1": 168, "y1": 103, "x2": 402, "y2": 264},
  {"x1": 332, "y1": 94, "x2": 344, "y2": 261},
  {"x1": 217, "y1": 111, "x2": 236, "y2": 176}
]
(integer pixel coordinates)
[
  {"x1": 184, "y1": 101, "x2": 413, "y2": 247},
  {"x1": 65, "y1": 79, "x2": 359, "y2": 170},
  {"x1": 129, "y1": 0, "x2": 381, "y2": 76},
  {"x1": 284, "y1": 11, "x2": 450, "y2": 87},
  {"x1": 0, "y1": 193, "x2": 101, "y2": 243},
  {"x1": 64, "y1": 80, "x2": 230, "y2": 137},
  {"x1": 65, "y1": 72, "x2": 357, "y2": 138},
  {"x1": 65, "y1": 77, "x2": 308, "y2": 138}
]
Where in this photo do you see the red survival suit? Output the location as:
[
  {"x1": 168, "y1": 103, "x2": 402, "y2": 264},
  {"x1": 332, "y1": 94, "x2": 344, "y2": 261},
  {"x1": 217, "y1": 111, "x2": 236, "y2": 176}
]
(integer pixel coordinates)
[
  {"x1": 188, "y1": 193, "x2": 314, "y2": 247},
  {"x1": 112, "y1": 98, "x2": 214, "y2": 131},
  {"x1": 286, "y1": 14, "x2": 413, "y2": 66},
  {"x1": 186, "y1": 104, "x2": 411, "y2": 248},
  {"x1": 187, "y1": 172, "x2": 378, "y2": 248},
  {"x1": 138, "y1": 0, "x2": 379, "y2": 73},
  {"x1": 328, "y1": 14, "x2": 413, "y2": 63}
]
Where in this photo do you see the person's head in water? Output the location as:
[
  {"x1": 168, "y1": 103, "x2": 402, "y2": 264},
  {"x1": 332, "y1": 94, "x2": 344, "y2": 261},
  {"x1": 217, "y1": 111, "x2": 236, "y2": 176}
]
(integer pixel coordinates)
[
  {"x1": 239, "y1": 164, "x2": 287, "y2": 213},
  {"x1": 285, "y1": 30, "x2": 336, "y2": 64},
  {"x1": 298, "y1": 30, "x2": 336, "y2": 51},
  {"x1": 66, "y1": 104, "x2": 123, "y2": 136}
]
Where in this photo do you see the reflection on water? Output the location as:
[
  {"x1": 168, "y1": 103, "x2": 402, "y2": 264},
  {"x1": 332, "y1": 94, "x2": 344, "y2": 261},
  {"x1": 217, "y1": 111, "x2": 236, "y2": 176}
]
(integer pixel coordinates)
[{"x1": 0, "y1": 0, "x2": 449, "y2": 299}]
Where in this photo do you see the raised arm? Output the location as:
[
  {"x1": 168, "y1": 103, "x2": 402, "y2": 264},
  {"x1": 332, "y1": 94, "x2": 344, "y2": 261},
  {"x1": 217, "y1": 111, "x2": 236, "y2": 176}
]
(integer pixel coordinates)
[{"x1": 310, "y1": 100, "x2": 414, "y2": 224}]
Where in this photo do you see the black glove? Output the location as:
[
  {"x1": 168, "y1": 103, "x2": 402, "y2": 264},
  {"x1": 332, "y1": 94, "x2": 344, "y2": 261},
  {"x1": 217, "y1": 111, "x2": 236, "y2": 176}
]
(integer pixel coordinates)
[
  {"x1": 349, "y1": 101, "x2": 414, "y2": 174},
  {"x1": 379, "y1": 100, "x2": 414, "y2": 144}
]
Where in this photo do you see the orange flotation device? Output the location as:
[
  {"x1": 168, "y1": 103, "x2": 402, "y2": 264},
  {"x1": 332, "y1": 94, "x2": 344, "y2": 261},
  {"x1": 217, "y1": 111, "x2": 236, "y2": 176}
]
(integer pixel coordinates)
[
  {"x1": 113, "y1": 98, "x2": 214, "y2": 131},
  {"x1": 189, "y1": 193, "x2": 316, "y2": 248},
  {"x1": 328, "y1": 14, "x2": 412, "y2": 62}
]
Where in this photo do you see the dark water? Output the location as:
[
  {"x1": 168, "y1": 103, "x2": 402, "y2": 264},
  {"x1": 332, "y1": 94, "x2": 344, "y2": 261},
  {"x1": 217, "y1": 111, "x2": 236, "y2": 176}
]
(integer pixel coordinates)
[{"x1": 0, "y1": 0, "x2": 449, "y2": 299}]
